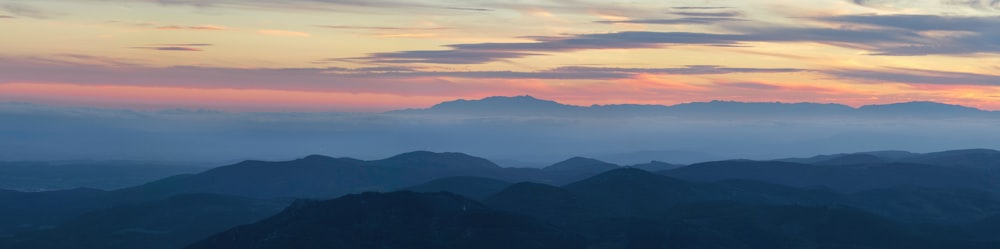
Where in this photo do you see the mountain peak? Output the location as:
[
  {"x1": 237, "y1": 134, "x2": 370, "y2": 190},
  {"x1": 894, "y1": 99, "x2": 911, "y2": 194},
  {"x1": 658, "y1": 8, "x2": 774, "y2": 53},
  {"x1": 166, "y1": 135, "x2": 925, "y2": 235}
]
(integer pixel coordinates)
[
  {"x1": 436, "y1": 95, "x2": 565, "y2": 107},
  {"x1": 481, "y1": 95, "x2": 544, "y2": 101},
  {"x1": 375, "y1": 151, "x2": 501, "y2": 170},
  {"x1": 395, "y1": 95, "x2": 581, "y2": 116},
  {"x1": 301, "y1": 154, "x2": 337, "y2": 162},
  {"x1": 544, "y1": 157, "x2": 619, "y2": 172}
]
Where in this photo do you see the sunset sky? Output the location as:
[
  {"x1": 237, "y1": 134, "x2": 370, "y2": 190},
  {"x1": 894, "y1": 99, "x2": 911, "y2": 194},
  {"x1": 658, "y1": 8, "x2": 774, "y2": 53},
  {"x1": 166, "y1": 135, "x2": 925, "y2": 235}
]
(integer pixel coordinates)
[{"x1": 2, "y1": 0, "x2": 1000, "y2": 111}]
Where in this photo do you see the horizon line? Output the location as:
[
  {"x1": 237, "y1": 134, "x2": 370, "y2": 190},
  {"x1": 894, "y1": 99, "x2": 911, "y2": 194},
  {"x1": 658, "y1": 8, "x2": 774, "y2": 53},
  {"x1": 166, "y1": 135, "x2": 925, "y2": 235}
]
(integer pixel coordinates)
[{"x1": 2, "y1": 95, "x2": 991, "y2": 113}]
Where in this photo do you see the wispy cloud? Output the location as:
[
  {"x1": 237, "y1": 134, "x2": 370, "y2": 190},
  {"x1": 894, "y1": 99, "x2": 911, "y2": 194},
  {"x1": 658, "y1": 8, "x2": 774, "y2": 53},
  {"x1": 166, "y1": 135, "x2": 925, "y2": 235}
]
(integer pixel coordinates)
[
  {"x1": 315, "y1": 25, "x2": 448, "y2": 31},
  {"x1": 596, "y1": 17, "x2": 745, "y2": 25},
  {"x1": 355, "y1": 31, "x2": 745, "y2": 64},
  {"x1": 818, "y1": 14, "x2": 1000, "y2": 31},
  {"x1": 668, "y1": 10, "x2": 743, "y2": 18},
  {"x1": 718, "y1": 82, "x2": 783, "y2": 90},
  {"x1": 158, "y1": 43, "x2": 213, "y2": 46},
  {"x1": 102, "y1": 0, "x2": 443, "y2": 13},
  {"x1": 0, "y1": 15, "x2": 13, "y2": 19},
  {"x1": 258, "y1": 29, "x2": 311, "y2": 37},
  {"x1": 132, "y1": 47, "x2": 204, "y2": 51},
  {"x1": 943, "y1": 0, "x2": 1000, "y2": 11},
  {"x1": 814, "y1": 14, "x2": 1000, "y2": 55},
  {"x1": 131, "y1": 43, "x2": 212, "y2": 52},
  {"x1": 553, "y1": 65, "x2": 807, "y2": 75},
  {"x1": 439, "y1": 7, "x2": 492, "y2": 12},
  {"x1": 357, "y1": 50, "x2": 542, "y2": 64},
  {"x1": 670, "y1": 6, "x2": 733, "y2": 10},
  {"x1": 156, "y1": 25, "x2": 229, "y2": 30},
  {"x1": 0, "y1": 54, "x2": 807, "y2": 94},
  {"x1": 107, "y1": 20, "x2": 231, "y2": 31},
  {"x1": 12, "y1": 54, "x2": 147, "y2": 68},
  {"x1": 824, "y1": 67, "x2": 1000, "y2": 86},
  {"x1": 848, "y1": 0, "x2": 913, "y2": 9},
  {"x1": 2, "y1": 3, "x2": 54, "y2": 19},
  {"x1": 354, "y1": 26, "x2": 933, "y2": 64}
]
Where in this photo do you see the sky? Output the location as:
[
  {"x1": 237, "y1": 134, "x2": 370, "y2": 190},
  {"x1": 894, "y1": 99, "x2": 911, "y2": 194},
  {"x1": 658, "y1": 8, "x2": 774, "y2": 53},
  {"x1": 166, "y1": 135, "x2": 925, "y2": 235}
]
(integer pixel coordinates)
[{"x1": 1, "y1": 0, "x2": 1000, "y2": 111}]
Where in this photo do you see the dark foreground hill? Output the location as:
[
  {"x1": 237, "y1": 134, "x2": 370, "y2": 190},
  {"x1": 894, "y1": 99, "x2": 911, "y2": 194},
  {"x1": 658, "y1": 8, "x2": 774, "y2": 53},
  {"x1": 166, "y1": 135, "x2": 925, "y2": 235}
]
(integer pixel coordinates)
[
  {"x1": 189, "y1": 185, "x2": 1000, "y2": 249},
  {"x1": 186, "y1": 191, "x2": 585, "y2": 249},
  {"x1": 406, "y1": 176, "x2": 511, "y2": 200},
  {"x1": 0, "y1": 187, "x2": 107, "y2": 236},
  {"x1": 480, "y1": 169, "x2": 1000, "y2": 248},
  {"x1": 4, "y1": 194, "x2": 289, "y2": 249}
]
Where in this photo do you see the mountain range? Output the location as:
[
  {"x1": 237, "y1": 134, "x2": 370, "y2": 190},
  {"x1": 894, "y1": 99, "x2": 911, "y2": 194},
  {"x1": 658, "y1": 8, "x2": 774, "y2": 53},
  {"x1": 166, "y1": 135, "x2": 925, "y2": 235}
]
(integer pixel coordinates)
[
  {"x1": 391, "y1": 95, "x2": 995, "y2": 118},
  {"x1": 3, "y1": 149, "x2": 1000, "y2": 248}
]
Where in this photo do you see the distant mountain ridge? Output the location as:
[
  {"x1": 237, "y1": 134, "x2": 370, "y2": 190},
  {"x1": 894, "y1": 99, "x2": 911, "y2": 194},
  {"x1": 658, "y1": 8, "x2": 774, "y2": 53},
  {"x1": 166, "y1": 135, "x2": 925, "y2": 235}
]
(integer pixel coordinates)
[{"x1": 390, "y1": 95, "x2": 995, "y2": 117}]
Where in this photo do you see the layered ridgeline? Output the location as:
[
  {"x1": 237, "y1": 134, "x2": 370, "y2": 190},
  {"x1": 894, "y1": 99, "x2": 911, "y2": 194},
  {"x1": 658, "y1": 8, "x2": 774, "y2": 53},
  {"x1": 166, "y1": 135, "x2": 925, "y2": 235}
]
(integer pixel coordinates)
[
  {"x1": 390, "y1": 95, "x2": 994, "y2": 118},
  {"x1": 5, "y1": 96, "x2": 1000, "y2": 164},
  {"x1": 0, "y1": 152, "x2": 622, "y2": 248},
  {"x1": 189, "y1": 168, "x2": 1000, "y2": 249},
  {"x1": 3, "y1": 149, "x2": 1000, "y2": 248}
]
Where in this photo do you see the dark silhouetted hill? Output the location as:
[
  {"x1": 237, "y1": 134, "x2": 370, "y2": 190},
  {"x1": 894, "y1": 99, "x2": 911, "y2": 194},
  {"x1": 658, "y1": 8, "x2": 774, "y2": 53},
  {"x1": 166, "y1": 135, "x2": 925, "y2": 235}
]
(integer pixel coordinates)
[
  {"x1": 481, "y1": 170, "x2": 999, "y2": 248},
  {"x1": 563, "y1": 168, "x2": 718, "y2": 216},
  {"x1": 777, "y1": 150, "x2": 915, "y2": 164},
  {"x1": 780, "y1": 149, "x2": 1000, "y2": 170},
  {"x1": 111, "y1": 155, "x2": 370, "y2": 199},
  {"x1": 593, "y1": 150, "x2": 723, "y2": 165},
  {"x1": 899, "y1": 149, "x2": 1000, "y2": 170},
  {"x1": 651, "y1": 202, "x2": 989, "y2": 249},
  {"x1": 112, "y1": 152, "x2": 512, "y2": 200},
  {"x1": 186, "y1": 191, "x2": 585, "y2": 249},
  {"x1": 850, "y1": 187, "x2": 1000, "y2": 224},
  {"x1": 662, "y1": 160, "x2": 1000, "y2": 193},
  {"x1": 7, "y1": 149, "x2": 1000, "y2": 249},
  {"x1": 0, "y1": 151, "x2": 610, "y2": 238},
  {"x1": 6, "y1": 194, "x2": 288, "y2": 249},
  {"x1": 813, "y1": 153, "x2": 886, "y2": 165},
  {"x1": 371, "y1": 151, "x2": 502, "y2": 170},
  {"x1": 544, "y1": 157, "x2": 619, "y2": 173},
  {"x1": 484, "y1": 182, "x2": 595, "y2": 226},
  {"x1": 628, "y1": 161, "x2": 684, "y2": 171},
  {"x1": 406, "y1": 176, "x2": 511, "y2": 200},
  {"x1": 0, "y1": 161, "x2": 210, "y2": 191},
  {"x1": 0, "y1": 187, "x2": 107, "y2": 236}
]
